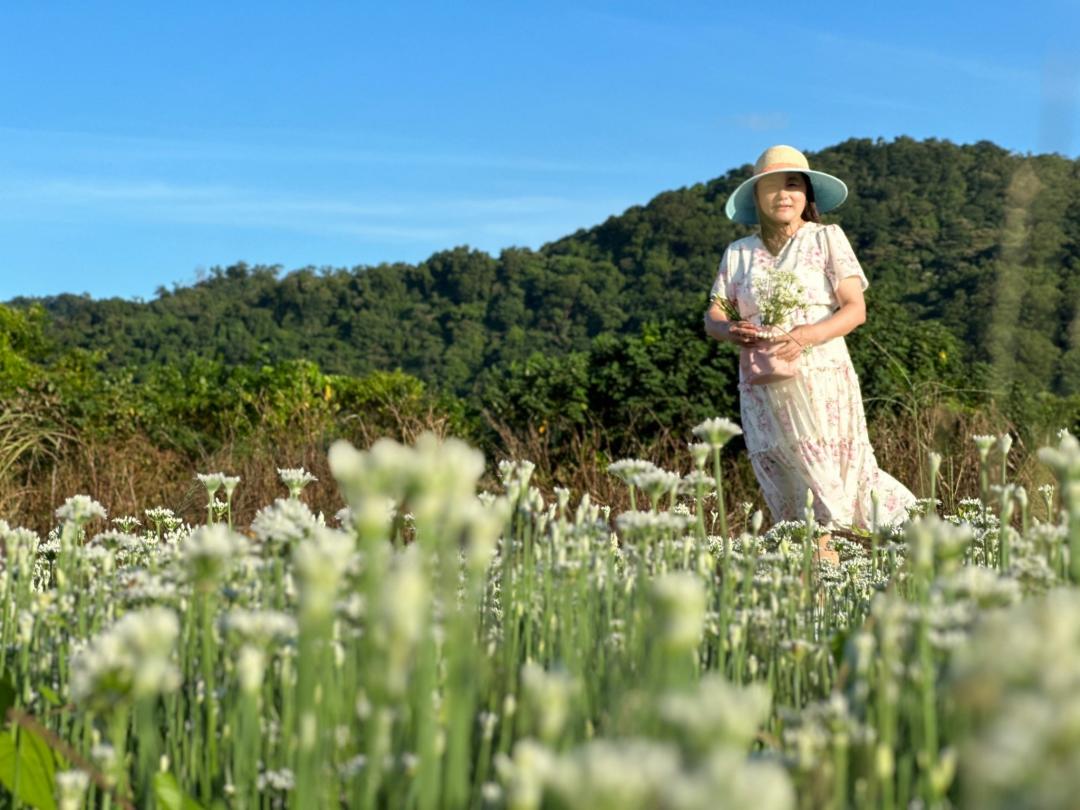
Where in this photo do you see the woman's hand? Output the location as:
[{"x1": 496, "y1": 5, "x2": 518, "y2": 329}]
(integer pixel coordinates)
[
  {"x1": 728, "y1": 321, "x2": 765, "y2": 347},
  {"x1": 769, "y1": 324, "x2": 820, "y2": 361}
]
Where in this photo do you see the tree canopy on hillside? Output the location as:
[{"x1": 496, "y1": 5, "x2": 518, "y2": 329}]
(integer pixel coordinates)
[{"x1": 11, "y1": 137, "x2": 1080, "y2": 400}]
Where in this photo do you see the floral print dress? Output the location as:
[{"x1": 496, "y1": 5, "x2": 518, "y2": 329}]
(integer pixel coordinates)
[{"x1": 711, "y1": 222, "x2": 917, "y2": 530}]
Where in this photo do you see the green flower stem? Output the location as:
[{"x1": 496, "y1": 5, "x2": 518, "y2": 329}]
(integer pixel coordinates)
[
  {"x1": 201, "y1": 589, "x2": 221, "y2": 804},
  {"x1": 711, "y1": 447, "x2": 731, "y2": 672},
  {"x1": 135, "y1": 698, "x2": 160, "y2": 805}
]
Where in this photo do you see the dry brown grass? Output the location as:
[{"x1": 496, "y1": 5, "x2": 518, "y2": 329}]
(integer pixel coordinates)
[
  {"x1": 868, "y1": 398, "x2": 1058, "y2": 515},
  {"x1": 0, "y1": 399, "x2": 1060, "y2": 536},
  {"x1": 483, "y1": 416, "x2": 782, "y2": 535},
  {"x1": 0, "y1": 402, "x2": 455, "y2": 534}
]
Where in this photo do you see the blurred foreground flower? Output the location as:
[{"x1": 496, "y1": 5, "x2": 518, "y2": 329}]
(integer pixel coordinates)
[
  {"x1": 650, "y1": 572, "x2": 706, "y2": 651},
  {"x1": 181, "y1": 524, "x2": 248, "y2": 584},
  {"x1": 69, "y1": 607, "x2": 181, "y2": 711},
  {"x1": 496, "y1": 733, "x2": 793, "y2": 810},
  {"x1": 55, "y1": 495, "x2": 107, "y2": 527},
  {"x1": 951, "y1": 588, "x2": 1080, "y2": 809}
]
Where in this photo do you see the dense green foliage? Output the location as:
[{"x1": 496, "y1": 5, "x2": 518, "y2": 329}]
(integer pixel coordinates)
[
  {"x1": 0, "y1": 302, "x2": 468, "y2": 460},
  {"x1": 6, "y1": 137, "x2": 1080, "y2": 454}
]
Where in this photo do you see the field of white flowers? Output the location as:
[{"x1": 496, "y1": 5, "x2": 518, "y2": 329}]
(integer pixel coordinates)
[{"x1": 0, "y1": 418, "x2": 1078, "y2": 810}]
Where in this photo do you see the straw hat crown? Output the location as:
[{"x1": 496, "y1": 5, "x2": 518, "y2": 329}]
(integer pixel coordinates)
[
  {"x1": 754, "y1": 144, "x2": 811, "y2": 174},
  {"x1": 724, "y1": 144, "x2": 848, "y2": 225}
]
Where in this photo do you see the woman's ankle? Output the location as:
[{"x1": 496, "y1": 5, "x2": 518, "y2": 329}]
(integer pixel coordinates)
[{"x1": 813, "y1": 533, "x2": 839, "y2": 564}]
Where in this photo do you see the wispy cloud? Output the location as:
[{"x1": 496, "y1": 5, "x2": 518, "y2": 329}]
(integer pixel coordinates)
[
  {"x1": 0, "y1": 125, "x2": 643, "y2": 175},
  {"x1": 0, "y1": 176, "x2": 630, "y2": 245},
  {"x1": 731, "y1": 112, "x2": 790, "y2": 132},
  {"x1": 817, "y1": 91, "x2": 931, "y2": 113},
  {"x1": 808, "y1": 30, "x2": 1038, "y2": 89},
  {"x1": 573, "y1": 8, "x2": 1035, "y2": 91}
]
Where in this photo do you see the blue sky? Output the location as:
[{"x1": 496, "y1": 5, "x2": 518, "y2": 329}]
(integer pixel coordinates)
[{"x1": 0, "y1": 1, "x2": 1075, "y2": 301}]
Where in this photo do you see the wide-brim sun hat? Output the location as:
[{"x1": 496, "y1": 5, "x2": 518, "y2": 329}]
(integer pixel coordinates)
[{"x1": 724, "y1": 145, "x2": 848, "y2": 225}]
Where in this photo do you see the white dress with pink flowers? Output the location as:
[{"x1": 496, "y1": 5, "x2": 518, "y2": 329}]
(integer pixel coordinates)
[{"x1": 711, "y1": 222, "x2": 917, "y2": 530}]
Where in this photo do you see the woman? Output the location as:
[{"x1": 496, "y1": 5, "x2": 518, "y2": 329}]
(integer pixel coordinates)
[{"x1": 703, "y1": 145, "x2": 916, "y2": 560}]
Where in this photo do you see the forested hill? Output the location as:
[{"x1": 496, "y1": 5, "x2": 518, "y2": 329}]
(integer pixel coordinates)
[{"x1": 13, "y1": 137, "x2": 1080, "y2": 398}]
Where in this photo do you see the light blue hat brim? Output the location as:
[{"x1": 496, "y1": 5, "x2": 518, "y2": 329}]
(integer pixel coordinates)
[{"x1": 724, "y1": 168, "x2": 848, "y2": 225}]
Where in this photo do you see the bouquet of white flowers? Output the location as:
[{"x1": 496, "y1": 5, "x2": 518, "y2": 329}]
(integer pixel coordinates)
[
  {"x1": 751, "y1": 266, "x2": 804, "y2": 332},
  {"x1": 712, "y1": 267, "x2": 806, "y2": 385}
]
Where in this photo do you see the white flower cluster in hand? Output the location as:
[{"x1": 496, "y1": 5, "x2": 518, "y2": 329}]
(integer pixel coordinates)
[
  {"x1": 69, "y1": 607, "x2": 181, "y2": 710},
  {"x1": 55, "y1": 495, "x2": 107, "y2": 525},
  {"x1": 750, "y1": 263, "x2": 805, "y2": 330}
]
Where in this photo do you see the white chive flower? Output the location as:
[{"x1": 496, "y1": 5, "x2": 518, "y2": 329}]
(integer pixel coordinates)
[
  {"x1": 251, "y1": 498, "x2": 320, "y2": 548},
  {"x1": 55, "y1": 495, "x2": 107, "y2": 526},
  {"x1": 195, "y1": 472, "x2": 227, "y2": 496},
  {"x1": 56, "y1": 770, "x2": 90, "y2": 810},
  {"x1": 278, "y1": 467, "x2": 318, "y2": 499},
  {"x1": 692, "y1": 417, "x2": 743, "y2": 449}
]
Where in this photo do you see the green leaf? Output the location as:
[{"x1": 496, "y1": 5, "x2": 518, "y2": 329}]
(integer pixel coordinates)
[
  {"x1": 0, "y1": 726, "x2": 57, "y2": 810},
  {"x1": 830, "y1": 627, "x2": 851, "y2": 668},
  {"x1": 36, "y1": 686, "x2": 61, "y2": 708},
  {"x1": 153, "y1": 771, "x2": 204, "y2": 810},
  {"x1": 0, "y1": 675, "x2": 16, "y2": 722}
]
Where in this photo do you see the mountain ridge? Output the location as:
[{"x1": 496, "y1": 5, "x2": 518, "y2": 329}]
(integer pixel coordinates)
[{"x1": 9, "y1": 136, "x2": 1080, "y2": 398}]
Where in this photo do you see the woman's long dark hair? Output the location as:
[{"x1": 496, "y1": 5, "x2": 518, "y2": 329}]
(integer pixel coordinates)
[{"x1": 756, "y1": 172, "x2": 821, "y2": 247}]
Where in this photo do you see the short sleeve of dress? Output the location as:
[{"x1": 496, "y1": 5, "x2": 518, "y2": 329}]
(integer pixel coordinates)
[
  {"x1": 710, "y1": 245, "x2": 734, "y2": 304},
  {"x1": 823, "y1": 224, "x2": 869, "y2": 293}
]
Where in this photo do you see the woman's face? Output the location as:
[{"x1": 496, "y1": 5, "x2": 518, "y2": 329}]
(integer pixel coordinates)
[{"x1": 754, "y1": 172, "x2": 808, "y2": 226}]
